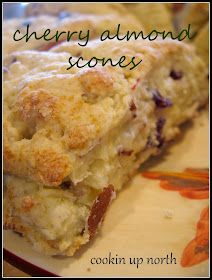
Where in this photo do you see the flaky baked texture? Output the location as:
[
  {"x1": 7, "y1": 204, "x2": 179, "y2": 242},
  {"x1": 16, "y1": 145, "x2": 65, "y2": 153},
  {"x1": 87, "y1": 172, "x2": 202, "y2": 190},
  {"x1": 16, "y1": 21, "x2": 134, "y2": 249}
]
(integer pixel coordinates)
[
  {"x1": 4, "y1": 39, "x2": 208, "y2": 188},
  {"x1": 4, "y1": 38, "x2": 208, "y2": 256},
  {"x1": 4, "y1": 175, "x2": 115, "y2": 256}
]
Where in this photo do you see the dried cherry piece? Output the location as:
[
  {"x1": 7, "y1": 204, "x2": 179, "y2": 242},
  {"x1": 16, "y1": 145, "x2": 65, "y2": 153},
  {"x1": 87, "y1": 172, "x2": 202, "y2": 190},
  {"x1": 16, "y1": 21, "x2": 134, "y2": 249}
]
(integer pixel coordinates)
[
  {"x1": 156, "y1": 117, "x2": 166, "y2": 148},
  {"x1": 170, "y1": 70, "x2": 183, "y2": 80},
  {"x1": 152, "y1": 89, "x2": 173, "y2": 108}
]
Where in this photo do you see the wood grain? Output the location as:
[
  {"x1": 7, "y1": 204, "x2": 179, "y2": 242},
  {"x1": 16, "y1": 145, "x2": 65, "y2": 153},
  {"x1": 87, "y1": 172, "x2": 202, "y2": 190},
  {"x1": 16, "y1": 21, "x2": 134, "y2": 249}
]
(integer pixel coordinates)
[{"x1": 3, "y1": 260, "x2": 30, "y2": 277}]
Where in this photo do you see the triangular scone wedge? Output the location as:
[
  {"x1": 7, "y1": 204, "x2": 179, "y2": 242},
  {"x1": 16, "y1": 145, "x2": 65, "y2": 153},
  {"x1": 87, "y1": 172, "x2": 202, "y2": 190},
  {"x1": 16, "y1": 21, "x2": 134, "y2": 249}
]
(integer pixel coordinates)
[{"x1": 4, "y1": 39, "x2": 208, "y2": 256}]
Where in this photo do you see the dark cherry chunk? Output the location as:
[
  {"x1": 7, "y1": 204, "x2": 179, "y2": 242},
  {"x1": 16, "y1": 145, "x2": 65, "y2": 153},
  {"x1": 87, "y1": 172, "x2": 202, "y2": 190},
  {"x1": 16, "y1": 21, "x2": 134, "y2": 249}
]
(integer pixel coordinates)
[
  {"x1": 170, "y1": 70, "x2": 183, "y2": 80},
  {"x1": 129, "y1": 100, "x2": 137, "y2": 111},
  {"x1": 152, "y1": 89, "x2": 173, "y2": 108},
  {"x1": 156, "y1": 117, "x2": 166, "y2": 148},
  {"x1": 88, "y1": 185, "x2": 115, "y2": 238},
  {"x1": 60, "y1": 181, "x2": 72, "y2": 189},
  {"x1": 129, "y1": 100, "x2": 137, "y2": 118},
  {"x1": 118, "y1": 148, "x2": 133, "y2": 156}
]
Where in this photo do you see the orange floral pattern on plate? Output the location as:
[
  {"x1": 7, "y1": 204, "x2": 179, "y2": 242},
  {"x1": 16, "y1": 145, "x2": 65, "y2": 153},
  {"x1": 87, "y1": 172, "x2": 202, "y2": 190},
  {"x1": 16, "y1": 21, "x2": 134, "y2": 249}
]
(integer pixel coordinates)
[
  {"x1": 142, "y1": 168, "x2": 209, "y2": 199},
  {"x1": 141, "y1": 168, "x2": 209, "y2": 267},
  {"x1": 181, "y1": 206, "x2": 209, "y2": 267}
]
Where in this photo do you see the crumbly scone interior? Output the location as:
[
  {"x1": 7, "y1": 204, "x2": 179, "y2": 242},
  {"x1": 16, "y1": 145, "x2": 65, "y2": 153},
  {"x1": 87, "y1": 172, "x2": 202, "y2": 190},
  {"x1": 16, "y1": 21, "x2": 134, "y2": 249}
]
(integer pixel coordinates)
[
  {"x1": 51, "y1": 39, "x2": 208, "y2": 190},
  {"x1": 4, "y1": 38, "x2": 208, "y2": 256},
  {"x1": 4, "y1": 174, "x2": 100, "y2": 256}
]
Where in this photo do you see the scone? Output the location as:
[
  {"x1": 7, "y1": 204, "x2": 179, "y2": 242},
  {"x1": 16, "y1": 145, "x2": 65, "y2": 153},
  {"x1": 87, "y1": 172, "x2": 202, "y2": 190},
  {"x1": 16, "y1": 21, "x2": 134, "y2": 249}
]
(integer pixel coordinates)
[
  {"x1": 25, "y1": 3, "x2": 128, "y2": 17},
  {"x1": 164, "y1": 3, "x2": 185, "y2": 14},
  {"x1": 3, "y1": 13, "x2": 142, "y2": 55},
  {"x1": 193, "y1": 22, "x2": 209, "y2": 66},
  {"x1": 175, "y1": 3, "x2": 209, "y2": 36},
  {"x1": 124, "y1": 3, "x2": 174, "y2": 33},
  {"x1": 3, "y1": 38, "x2": 208, "y2": 256}
]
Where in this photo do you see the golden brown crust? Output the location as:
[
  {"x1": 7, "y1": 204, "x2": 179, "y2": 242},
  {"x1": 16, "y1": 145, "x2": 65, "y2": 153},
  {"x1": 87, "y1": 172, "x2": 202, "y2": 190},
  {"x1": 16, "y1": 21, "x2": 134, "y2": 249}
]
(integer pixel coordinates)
[
  {"x1": 4, "y1": 39, "x2": 208, "y2": 187},
  {"x1": 16, "y1": 89, "x2": 59, "y2": 121}
]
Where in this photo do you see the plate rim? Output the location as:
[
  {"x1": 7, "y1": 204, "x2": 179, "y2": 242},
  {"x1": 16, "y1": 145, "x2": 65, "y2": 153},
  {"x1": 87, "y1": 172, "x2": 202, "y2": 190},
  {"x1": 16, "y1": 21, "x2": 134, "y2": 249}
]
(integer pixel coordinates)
[{"x1": 3, "y1": 248, "x2": 59, "y2": 277}]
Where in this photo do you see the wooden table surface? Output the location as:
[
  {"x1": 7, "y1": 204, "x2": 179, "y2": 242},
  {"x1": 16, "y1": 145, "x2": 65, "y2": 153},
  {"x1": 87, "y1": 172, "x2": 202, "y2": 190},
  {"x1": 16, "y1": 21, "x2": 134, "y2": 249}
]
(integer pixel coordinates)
[{"x1": 3, "y1": 260, "x2": 30, "y2": 277}]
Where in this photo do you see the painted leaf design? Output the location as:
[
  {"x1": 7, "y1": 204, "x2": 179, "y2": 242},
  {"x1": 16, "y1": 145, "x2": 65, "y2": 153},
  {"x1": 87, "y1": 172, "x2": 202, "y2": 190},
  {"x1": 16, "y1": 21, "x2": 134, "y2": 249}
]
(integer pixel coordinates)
[
  {"x1": 141, "y1": 168, "x2": 209, "y2": 199},
  {"x1": 181, "y1": 207, "x2": 209, "y2": 267},
  {"x1": 141, "y1": 168, "x2": 209, "y2": 267}
]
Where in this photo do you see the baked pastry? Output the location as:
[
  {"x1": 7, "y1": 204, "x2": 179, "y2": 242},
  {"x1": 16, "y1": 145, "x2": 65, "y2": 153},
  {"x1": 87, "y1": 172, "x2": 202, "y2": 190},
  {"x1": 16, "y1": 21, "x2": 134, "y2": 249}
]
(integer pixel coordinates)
[
  {"x1": 175, "y1": 3, "x2": 209, "y2": 36},
  {"x1": 25, "y1": 3, "x2": 128, "y2": 17},
  {"x1": 124, "y1": 3, "x2": 174, "y2": 33},
  {"x1": 169, "y1": 3, "x2": 209, "y2": 67},
  {"x1": 193, "y1": 22, "x2": 209, "y2": 66},
  {"x1": 164, "y1": 3, "x2": 185, "y2": 14},
  {"x1": 25, "y1": 3, "x2": 177, "y2": 36},
  {"x1": 3, "y1": 13, "x2": 141, "y2": 55},
  {"x1": 4, "y1": 38, "x2": 208, "y2": 256}
]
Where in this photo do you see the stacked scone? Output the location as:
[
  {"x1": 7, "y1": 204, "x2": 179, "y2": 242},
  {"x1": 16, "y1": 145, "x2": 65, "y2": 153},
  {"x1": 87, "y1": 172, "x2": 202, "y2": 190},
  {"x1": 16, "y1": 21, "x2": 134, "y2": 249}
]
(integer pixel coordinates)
[{"x1": 3, "y1": 3, "x2": 208, "y2": 256}]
